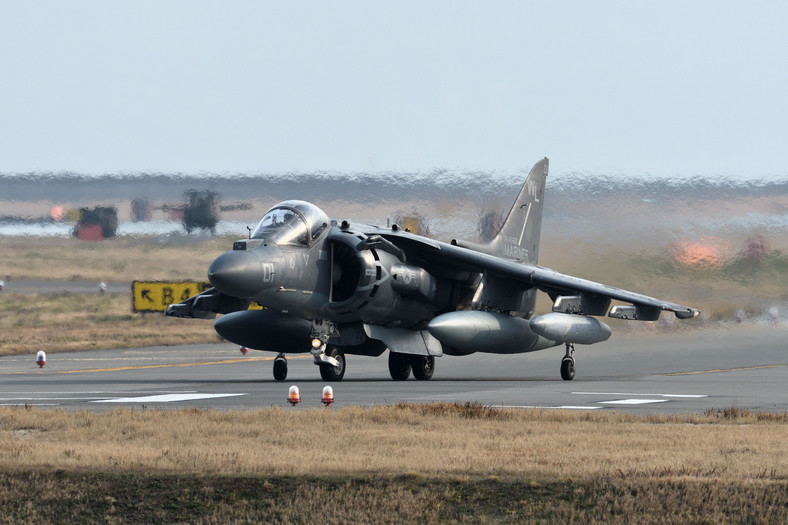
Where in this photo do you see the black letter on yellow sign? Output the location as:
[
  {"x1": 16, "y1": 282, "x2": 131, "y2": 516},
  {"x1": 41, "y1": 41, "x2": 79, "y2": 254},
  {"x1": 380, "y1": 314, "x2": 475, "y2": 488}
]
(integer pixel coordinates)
[{"x1": 162, "y1": 287, "x2": 174, "y2": 306}]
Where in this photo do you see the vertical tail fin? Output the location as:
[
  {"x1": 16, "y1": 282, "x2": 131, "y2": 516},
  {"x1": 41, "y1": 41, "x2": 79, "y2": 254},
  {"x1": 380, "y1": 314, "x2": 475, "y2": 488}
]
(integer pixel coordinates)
[{"x1": 488, "y1": 157, "x2": 548, "y2": 264}]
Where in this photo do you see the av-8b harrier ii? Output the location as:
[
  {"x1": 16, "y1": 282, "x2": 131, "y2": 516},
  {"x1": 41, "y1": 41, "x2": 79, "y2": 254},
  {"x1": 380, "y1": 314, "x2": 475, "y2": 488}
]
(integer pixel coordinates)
[{"x1": 167, "y1": 158, "x2": 699, "y2": 382}]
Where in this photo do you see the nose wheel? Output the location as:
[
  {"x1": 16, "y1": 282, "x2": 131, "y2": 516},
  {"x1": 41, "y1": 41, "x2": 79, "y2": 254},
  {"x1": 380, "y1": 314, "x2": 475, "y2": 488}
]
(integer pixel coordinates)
[
  {"x1": 273, "y1": 354, "x2": 288, "y2": 381},
  {"x1": 560, "y1": 343, "x2": 575, "y2": 381},
  {"x1": 310, "y1": 320, "x2": 346, "y2": 381},
  {"x1": 319, "y1": 345, "x2": 346, "y2": 381}
]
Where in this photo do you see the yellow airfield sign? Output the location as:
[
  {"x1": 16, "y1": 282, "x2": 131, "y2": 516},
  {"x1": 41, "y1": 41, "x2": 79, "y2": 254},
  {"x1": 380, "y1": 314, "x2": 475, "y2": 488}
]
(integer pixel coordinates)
[{"x1": 132, "y1": 281, "x2": 211, "y2": 313}]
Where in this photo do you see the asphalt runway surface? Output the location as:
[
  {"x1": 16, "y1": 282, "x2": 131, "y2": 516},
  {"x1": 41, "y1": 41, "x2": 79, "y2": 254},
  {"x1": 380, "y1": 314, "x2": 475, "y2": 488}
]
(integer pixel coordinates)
[{"x1": 2, "y1": 325, "x2": 786, "y2": 414}]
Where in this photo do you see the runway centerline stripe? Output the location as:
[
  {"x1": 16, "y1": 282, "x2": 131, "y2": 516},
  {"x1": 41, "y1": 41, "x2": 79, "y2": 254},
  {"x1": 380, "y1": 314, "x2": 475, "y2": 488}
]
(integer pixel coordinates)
[
  {"x1": 47, "y1": 355, "x2": 310, "y2": 374},
  {"x1": 660, "y1": 364, "x2": 788, "y2": 376}
]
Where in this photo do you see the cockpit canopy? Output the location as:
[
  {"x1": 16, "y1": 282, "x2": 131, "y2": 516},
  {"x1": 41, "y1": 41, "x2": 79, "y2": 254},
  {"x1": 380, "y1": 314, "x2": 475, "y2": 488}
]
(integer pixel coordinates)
[{"x1": 251, "y1": 200, "x2": 330, "y2": 246}]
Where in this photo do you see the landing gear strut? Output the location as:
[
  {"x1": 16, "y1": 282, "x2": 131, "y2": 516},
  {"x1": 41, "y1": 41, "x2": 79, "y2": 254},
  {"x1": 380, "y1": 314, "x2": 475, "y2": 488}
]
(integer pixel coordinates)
[
  {"x1": 560, "y1": 343, "x2": 575, "y2": 381},
  {"x1": 273, "y1": 353, "x2": 287, "y2": 381},
  {"x1": 310, "y1": 320, "x2": 346, "y2": 381}
]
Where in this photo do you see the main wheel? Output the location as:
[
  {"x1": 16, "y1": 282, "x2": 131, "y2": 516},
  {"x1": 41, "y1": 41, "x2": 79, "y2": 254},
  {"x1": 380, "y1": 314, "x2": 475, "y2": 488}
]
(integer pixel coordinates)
[
  {"x1": 560, "y1": 357, "x2": 575, "y2": 381},
  {"x1": 411, "y1": 355, "x2": 435, "y2": 380},
  {"x1": 273, "y1": 357, "x2": 288, "y2": 381},
  {"x1": 388, "y1": 352, "x2": 411, "y2": 381},
  {"x1": 319, "y1": 346, "x2": 346, "y2": 381}
]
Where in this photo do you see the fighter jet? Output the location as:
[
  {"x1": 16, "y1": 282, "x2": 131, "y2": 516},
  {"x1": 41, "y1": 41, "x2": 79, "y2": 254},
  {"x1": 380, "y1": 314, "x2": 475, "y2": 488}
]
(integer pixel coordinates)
[{"x1": 166, "y1": 158, "x2": 699, "y2": 382}]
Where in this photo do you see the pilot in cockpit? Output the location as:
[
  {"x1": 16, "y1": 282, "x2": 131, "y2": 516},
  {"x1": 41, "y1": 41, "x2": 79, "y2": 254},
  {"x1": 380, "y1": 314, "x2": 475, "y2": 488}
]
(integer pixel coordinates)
[{"x1": 251, "y1": 201, "x2": 329, "y2": 247}]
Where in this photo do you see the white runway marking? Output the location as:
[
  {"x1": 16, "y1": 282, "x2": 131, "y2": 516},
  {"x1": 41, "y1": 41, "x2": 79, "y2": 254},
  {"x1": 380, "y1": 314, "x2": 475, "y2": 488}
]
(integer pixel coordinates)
[
  {"x1": 572, "y1": 392, "x2": 707, "y2": 398},
  {"x1": 92, "y1": 393, "x2": 246, "y2": 403},
  {"x1": 494, "y1": 405, "x2": 602, "y2": 410},
  {"x1": 599, "y1": 399, "x2": 669, "y2": 405},
  {"x1": 0, "y1": 397, "x2": 107, "y2": 401}
]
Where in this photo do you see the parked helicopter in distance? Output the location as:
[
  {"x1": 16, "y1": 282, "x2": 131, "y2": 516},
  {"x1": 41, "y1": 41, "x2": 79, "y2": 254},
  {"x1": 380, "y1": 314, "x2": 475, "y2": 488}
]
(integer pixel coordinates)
[{"x1": 166, "y1": 158, "x2": 699, "y2": 381}]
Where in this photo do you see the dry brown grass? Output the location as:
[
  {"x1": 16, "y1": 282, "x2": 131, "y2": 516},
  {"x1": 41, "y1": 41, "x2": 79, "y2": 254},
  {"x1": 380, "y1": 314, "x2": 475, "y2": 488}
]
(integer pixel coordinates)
[
  {"x1": 1, "y1": 404, "x2": 787, "y2": 523},
  {"x1": 0, "y1": 292, "x2": 217, "y2": 355},
  {"x1": 0, "y1": 236, "x2": 230, "y2": 282},
  {"x1": 1, "y1": 404, "x2": 786, "y2": 482}
]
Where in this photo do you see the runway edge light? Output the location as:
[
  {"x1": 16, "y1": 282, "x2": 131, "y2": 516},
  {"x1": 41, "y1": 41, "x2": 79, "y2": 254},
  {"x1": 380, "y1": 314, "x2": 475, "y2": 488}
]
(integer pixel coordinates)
[
  {"x1": 288, "y1": 385, "x2": 301, "y2": 406},
  {"x1": 322, "y1": 385, "x2": 334, "y2": 406},
  {"x1": 36, "y1": 350, "x2": 47, "y2": 368}
]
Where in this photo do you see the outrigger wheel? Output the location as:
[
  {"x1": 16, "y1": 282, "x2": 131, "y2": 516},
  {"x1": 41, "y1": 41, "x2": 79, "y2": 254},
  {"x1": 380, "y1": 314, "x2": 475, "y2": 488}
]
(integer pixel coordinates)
[
  {"x1": 273, "y1": 355, "x2": 288, "y2": 381},
  {"x1": 560, "y1": 343, "x2": 576, "y2": 381}
]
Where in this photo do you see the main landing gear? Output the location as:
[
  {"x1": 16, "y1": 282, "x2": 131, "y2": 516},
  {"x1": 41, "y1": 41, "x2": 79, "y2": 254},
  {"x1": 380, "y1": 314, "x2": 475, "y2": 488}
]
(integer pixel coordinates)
[
  {"x1": 388, "y1": 352, "x2": 435, "y2": 381},
  {"x1": 560, "y1": 343, "x2": 575, "y2": 381}
]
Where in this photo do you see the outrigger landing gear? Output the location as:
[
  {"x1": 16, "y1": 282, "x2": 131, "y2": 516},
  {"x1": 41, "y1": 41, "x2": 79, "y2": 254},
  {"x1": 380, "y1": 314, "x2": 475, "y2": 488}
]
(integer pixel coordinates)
[
  {"x1": 310, "y1": 320, "x2": 346, "y2": 381},
  {"x1": 560, "y1": 343, "x2": 575, "y2": 381},
  {"x1": 273, "y1": 353, "x2": 287, "y2": 381}
]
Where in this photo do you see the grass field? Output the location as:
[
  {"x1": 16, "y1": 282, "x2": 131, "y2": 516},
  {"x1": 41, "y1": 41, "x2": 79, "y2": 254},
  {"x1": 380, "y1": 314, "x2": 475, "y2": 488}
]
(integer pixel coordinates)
[
  {"x1": 0, "y1": 292, "x2": 218, "y2": 356},
  {"x1": 0, "y1": 236, "x2": 229, "y2": 283},
  {"x1": 1, "y1": 404, "x2": 786, "y2": 523}
]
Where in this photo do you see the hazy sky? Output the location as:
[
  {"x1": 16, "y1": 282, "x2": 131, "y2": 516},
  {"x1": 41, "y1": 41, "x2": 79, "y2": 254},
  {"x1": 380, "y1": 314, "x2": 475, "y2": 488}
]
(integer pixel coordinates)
[{"x1": 1, "y1": 2, "x2": 787, "y2": 179}]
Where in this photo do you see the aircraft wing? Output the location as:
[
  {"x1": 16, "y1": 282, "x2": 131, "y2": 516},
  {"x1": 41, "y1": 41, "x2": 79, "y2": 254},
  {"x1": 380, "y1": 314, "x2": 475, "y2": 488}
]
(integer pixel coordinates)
[{"x1": 379, "y1": 230, "x2": 700, "y2": 320}]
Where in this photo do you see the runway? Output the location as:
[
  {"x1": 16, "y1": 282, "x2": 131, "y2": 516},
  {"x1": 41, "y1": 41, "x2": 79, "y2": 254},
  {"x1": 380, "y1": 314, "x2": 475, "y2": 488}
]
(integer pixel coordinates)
[{"x1": 1, "y1": 325, "x2": 786, "y2": 414}]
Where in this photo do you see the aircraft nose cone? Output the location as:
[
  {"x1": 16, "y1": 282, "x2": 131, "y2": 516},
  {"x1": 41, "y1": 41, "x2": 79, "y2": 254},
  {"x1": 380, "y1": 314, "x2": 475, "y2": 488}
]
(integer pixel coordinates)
[{"x1": 208, "y1": 251, "x2": 263, "y2": 298}]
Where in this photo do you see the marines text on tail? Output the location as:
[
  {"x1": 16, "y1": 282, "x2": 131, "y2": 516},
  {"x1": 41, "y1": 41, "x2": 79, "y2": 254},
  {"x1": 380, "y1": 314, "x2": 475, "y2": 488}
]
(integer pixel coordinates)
[{"x1": 167, "y1": 158, "x2": 699, "y2": 381}]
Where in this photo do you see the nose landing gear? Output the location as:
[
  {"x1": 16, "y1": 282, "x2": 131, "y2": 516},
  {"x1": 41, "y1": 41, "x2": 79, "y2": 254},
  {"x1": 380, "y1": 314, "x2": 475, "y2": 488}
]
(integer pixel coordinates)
[{"x1": 310, "y1": 320, "x2": 346, "y2": 381}]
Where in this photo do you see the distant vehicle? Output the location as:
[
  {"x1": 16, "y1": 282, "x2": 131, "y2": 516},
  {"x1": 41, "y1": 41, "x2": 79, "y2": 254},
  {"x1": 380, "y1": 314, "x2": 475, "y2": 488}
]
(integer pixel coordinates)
[
  {"x1": 393, "y1": 211, "x2": 431, "y2": 237},
  {"x1": 74, "y1": 206, "x2": 118, "y2": 240},
  {"x1": 131, "y1": 198, "x2": 152, "y2": 222},
  {"x1": 159, "y1": 190, "x2": 250, "y2": 233},
  {"x1": 167, "y1": 158, "x2": 699, "y2": 382}
]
